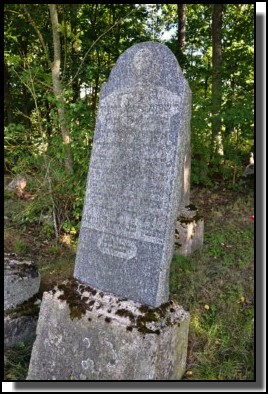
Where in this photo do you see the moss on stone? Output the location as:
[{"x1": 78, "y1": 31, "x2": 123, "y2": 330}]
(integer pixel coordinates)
[
  {"x1": 115, "y1": 308, "x2": 135, "y2": 322},
  {"x1": 56, "y1": 278, "x2": 178, "y2": 332},
  {"x1": 179, "y1": 214, "x2": 203, "y2": 224},
  {"x1": 154, "y1": 301, "x2": 171, "y2": 319},
  {"x1": 57, "y1": 278, "x2": 94, "y2": 320},
  {"x1": 5, "y1": 261, "x2": 39, "y2": 279},
  {"x1": 136, "y1": 316, "x2": 161, "y2": 335},
  {"x1": 5, "y1": 294, "x2": 40, "y2": 319},
  {"x1": 135, "y1": 300, "x2": 176, "y2": 335},
  {"x1": 178, "y1": 205, "x2": 203, "y2": 224}
]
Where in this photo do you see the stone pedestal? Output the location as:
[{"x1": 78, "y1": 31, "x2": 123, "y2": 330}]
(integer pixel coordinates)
[
  {"x1": 27, "y1": 279, "x2": 190, "y2": 380},
  {"x1": 175, "y1": 206, "x2": 204, "y2": 256},
  {"x1": 4, "y1": 254, "x2": 41, "y2": 348}
]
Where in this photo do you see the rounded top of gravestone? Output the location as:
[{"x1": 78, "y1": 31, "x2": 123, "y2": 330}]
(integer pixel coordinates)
[{"x1": 101, "y1": 42, "x2": 189, "y2": 99}]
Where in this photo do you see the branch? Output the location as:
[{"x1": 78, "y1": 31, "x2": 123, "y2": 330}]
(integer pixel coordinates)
[
  {"x1": 67, "y1": 7, "x2": 136, "y2": 87},
  {"x1": 22, "y1": 5, "x2": 51, "y2": 68},
  {"x1": 35, "y1": 78, "x2": 54, "y2": 91}
]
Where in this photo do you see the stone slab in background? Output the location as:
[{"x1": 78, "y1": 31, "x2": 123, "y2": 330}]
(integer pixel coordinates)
[
  {"x1": 4, "y1": 254, "x2": 41, "y2": 348},
  {"x1": 4, "y1": 315, "x2": 38, "y2": 348},
  {"x1": 74, "y1": 42, "x2": 192, "y2": 307},
  {"x1": 27, "y1": 279, "x2": 190, "y2": 380},
  {"x1": 4, "y1": 254, "x2": 41, "y2": 310},
  {"x1": 175, "y1": 207, "x2": 204, "y2": 256},
  {"x1": 240, "y1": 163, "x2": 254, "y2": 188}
]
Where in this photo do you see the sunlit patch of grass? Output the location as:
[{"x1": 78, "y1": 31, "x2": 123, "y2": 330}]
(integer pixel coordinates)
[{"x1": 171, "y1": 191, "x2": 254, "y2": 380}]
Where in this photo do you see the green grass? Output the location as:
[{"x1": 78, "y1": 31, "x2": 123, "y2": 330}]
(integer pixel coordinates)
[
  {"x1": 170, "y1": 191, "x2": 254, "y2": 380},
  {"x1": 13, "y1": 239, "x2": 28, "y2": 254},
  {"x1": 4, "y1": 187, "x2": 254, "y2": 381}
]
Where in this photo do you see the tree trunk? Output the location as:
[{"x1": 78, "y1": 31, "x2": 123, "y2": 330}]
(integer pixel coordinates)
[
  {"x1": 91, "y1": 51, "x2": 100, "y2": 115},
  {"x1": 211, "y1": 4, "x2": 223, "y2": 157},
  {"x1": 22, "y1": 86, "x2": 31, "y2": 132},
  {"x1": 49, "y1": 4, "x2": 73, "y2": 174},
  {"x1": 178, "y1": 4, "x2": 186, "y2": 69},
  {"x1": 4, "y1": 62, "x2": 13, "y2": 124}
]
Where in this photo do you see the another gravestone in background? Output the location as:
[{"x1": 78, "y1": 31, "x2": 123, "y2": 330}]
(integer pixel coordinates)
[
  {"x1": 74, "y1": 42, "x2": 191, "y2": 307},
  {"x1": 239, "y1": 152, "x2": 254, "y2": 189},
  {"x1": 175, "y1": 147, "x2": 204, "y2": 256},
  {"x1": 27, "y1": 42, "x2": 190, "y2": 380},
  {"x1": 175, "y1": 125, "x2": 204, "y2": 256}
]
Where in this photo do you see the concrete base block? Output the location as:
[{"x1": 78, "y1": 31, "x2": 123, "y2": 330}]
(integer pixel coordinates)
[
  {"x1": 175, "y1": 206, "x2": 204, "y2": 256},
  {"x1": 27, "y1": 279, "x2": 190, "y2": 380}
]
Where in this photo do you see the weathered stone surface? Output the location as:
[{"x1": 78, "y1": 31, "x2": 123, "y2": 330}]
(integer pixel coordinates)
[
  {"x1": 242, "y1": 163, "x2": 254, "y2": 179},
  {"x1": 175, "y1": 207, "x2": 204, "y2": 256},
  {"x1": 74, "y1": 42, "x2": 192, "y2": 307},
  {"x1": 182, "y1": 130, "x2": 191, "y2": 208},
  {"x1": 4, "y1": 254, "x2": 41, "y2": 310},
  {"x1": 239, "y1": 163, "x2": 254, "y2": 188},
  {"x1": 27, "y1": 280, "x2": 190, "y2": 380},
  {"x1": 4, "y1": 315, "x2": 38, "y2": 348}
]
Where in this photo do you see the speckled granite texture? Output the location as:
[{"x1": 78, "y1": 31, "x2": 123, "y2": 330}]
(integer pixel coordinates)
[{"x1": 74, "y1": 42, "x2": 192, "y2": 307}]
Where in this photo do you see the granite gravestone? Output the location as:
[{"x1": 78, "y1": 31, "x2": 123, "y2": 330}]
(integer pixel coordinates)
[
  {"x1": 74, "y1": 42, "x2": 191, "y2": 307},
  {"x1": 27, "y1": 43, "x2": 191, "y2": 380}
]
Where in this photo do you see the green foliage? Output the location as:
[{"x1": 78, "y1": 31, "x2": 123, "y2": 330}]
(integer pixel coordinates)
[
  {"x1": 4, "y1": 124, "x2": 32, "y2": 173},
  {"x1": 165, "y1": 4, "x2": 254, "y2": 186},
  {"x1": 4, "y1": 4, "x2": 254, "y2": 237},
  {"x1": 13, "y1": 159, "x2": 87, "y2": 240}
]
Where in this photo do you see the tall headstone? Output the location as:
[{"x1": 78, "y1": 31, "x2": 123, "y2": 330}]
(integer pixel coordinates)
[
  {"x1": 175, "y1": 100, "x2": 204, "y2": 257},
  {"x1": 74, "y1": 42, "x2": 191, "y2": 307},
  {"x1": 27, "y1": 42, "x2": 191, "y2": 380}
]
